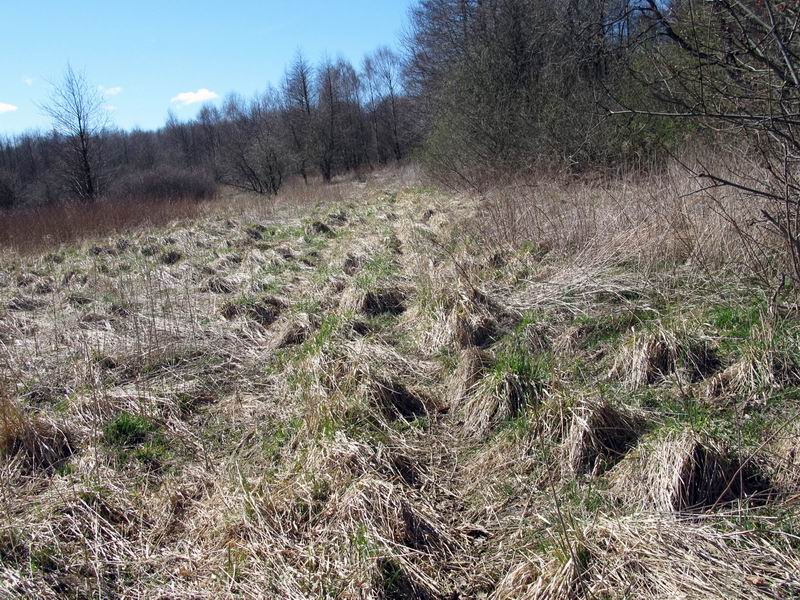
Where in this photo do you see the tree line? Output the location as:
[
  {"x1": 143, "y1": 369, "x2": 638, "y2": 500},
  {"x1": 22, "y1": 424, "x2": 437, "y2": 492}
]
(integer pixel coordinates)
[{"x1": 0, "y1": 47, "x2": 413, "y2": 209}]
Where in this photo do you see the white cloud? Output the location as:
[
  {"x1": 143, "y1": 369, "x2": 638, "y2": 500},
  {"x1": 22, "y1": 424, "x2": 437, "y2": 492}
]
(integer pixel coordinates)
[
  {"x1": 99, "y1": 85, "x2": 123, "y2": 97},
  {"x1": 0, "y1": 102, "x2": 19, "y2": 114},
  {"x1": 102, "y1": 104, "x2": 117, "y2": 112},
  {"x1": 171, "y1": 88, "x2": 218, "y2": 107},
  {"x1": 22, "y1": 77, "x2": 34, "y2": 87}
]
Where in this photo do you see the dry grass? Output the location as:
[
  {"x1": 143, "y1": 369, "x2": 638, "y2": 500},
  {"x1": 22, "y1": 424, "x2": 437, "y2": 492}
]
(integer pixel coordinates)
[
  {"x1": 495, "y1": 514, "x2": 800, "y2": 599},
  {"x1": 461, "y1": 366, "x2": 547, "y2": 437},
  {"x1": 446, "y1": 346, "x2": 491, "y2": 410},
  {"x1": 474, "y1": 158, "x2": 784, "y2": 281},
  {"x1": 762, "y1": 422, "x2": 800, "y2": 495},
  {"x1": 609, "y1": 321, "x2": 719, "y2": 389},
  {"x1": 0, "y1": 197, "x2": 210, "y2": 254},
  {"x1": 0, "y1": 398, "x2": 73, "y2": 473},
  {"x1": 609, "y1": 428, "x2": 770, "y2": 512},
  {"x1": 0, "y1": 166, "x2": 409, "y2": 255},
  {"x1": 562, "y1": 396, "x2": 648, "y2": 477},
  {"x1": 0, "y1": 165, "x2": 798, "y2": 598},
  {"x1": 575, "y1": 515, "x2": 800, "y2": 599},
  {"x1": 705, "y1": 320, "x2": 800, "y2": 405}
]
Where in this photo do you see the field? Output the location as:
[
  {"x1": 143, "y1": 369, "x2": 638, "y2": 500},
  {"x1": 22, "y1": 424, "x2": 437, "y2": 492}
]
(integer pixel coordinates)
[{"x1": 1, "y1": 168, "x2": 799, "y2": 599}]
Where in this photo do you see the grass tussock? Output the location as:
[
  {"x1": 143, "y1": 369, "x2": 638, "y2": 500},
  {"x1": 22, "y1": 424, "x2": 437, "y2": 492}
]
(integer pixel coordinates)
[
  {"x1": 459, "y1": 323, "x2": 553, "y2": 437},
  {"x1": 446, "y1": 346, "x2": 491, "y2": 410},
  {"x1": 340, "y1": 284, "x2": 407, "y2": 317},
  {"x1": 609, "y1": 428, "x2": 770, "y2": 512},
  {"x1": 0, "y1": 398, "x2": 73, "y2": 473},
  {"x1": 269, "y1": 312, "x2": 317, "y2": 350},
  {"x1": 763, "y1": 422, "x2": 800, "y2": 495},
  {"x1": 610, "y1": 322, "x2": 719, "y2": 389},
  {"x1": 491, "y1": 555, "x2": 583, "y2": 600},
  {"x1": 563, "y1": 397, "x2": 648, "y2": 477},
  {"x1": 705, "y1": 319, "x2": 800, "y2": 405},
  {"x1": 497, "y1": 515, "x2": 800, "y2": 599},
  {"x1": 407, "y1": 283, "x2": 499, "y2": 350},
  {"x1": 579, "y1": 515, "x2": 800, "y2": 599}
]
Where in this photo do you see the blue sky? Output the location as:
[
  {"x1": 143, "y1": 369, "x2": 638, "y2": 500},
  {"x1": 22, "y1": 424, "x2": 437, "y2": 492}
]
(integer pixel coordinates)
[{"x1": 0, "y1": 0, "x2": 414, "y2": 135}]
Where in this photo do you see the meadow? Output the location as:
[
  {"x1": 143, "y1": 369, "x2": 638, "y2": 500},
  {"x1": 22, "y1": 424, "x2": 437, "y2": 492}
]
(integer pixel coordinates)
[{"x1": 1, "y1": 165, "x2": 799, "y2": 598}]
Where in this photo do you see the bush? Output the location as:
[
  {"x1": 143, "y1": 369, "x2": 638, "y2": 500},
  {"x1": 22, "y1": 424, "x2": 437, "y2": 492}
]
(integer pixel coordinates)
[{"x1": 111, "y1": 167, "x2": 218, "y2": 203}]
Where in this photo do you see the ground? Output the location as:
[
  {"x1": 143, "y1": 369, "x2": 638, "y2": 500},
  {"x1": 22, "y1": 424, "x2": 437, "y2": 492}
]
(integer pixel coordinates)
[{"x1": 1, "y1": 171, "x2": 799, "y2": 598}]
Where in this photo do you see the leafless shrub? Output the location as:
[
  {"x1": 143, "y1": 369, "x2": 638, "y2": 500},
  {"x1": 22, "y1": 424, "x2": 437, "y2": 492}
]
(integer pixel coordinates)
[
  {"x1": 110, "y1": 166, "x2": 218, "y2": 203},
  {"x1": 617, "y1": 1, "x2": 800, "y2": 290},
  {"x1": 0, "y1": 198, "x2": 207, "y2": 253},
  {"x1": 0, "y1": 169, "x2": 16, "y2": 210}
]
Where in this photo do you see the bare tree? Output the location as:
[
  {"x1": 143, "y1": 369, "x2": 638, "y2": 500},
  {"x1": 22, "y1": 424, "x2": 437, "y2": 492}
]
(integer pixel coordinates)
[
  {"x1": 362, "y1": 55, "x2": 386, "y2": 163},
  {"x1": 281, "y1": 51, "x2": 316, "y2": 183},
  {"x1": 613, "y1": 1, "x2": 800, "y2": 288},
  {"x1": 217, "y1": 92, "x2": 285, "y2": 196},
  {"x1": 4, "y1": 43, "x2": 416, "y2": 207},
  {"x1": 41, "y1": 65, "x2": 108, "y2": 202},
  {"x1": 374, "y1": 47, "x2": 405, "y2": 161},
  {"x1": 337, "y1": 58, "x2": 371, "y2": 171},
  {"x1": 316, "y1": 58, "x2": 340, "y2": 182}
]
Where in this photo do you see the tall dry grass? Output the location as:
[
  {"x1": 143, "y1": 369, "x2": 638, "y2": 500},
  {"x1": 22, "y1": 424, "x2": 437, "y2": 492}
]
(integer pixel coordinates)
[{"x1": 474, "y1": 158, "x2": 785, "y2": 289}]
